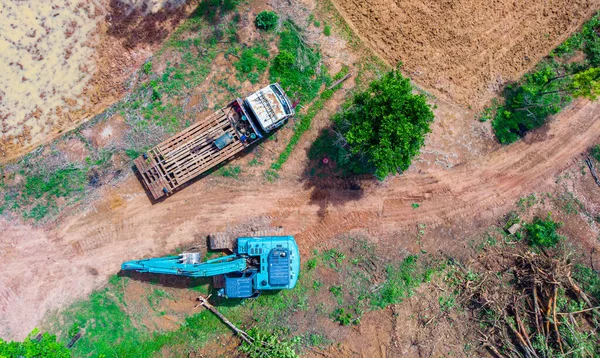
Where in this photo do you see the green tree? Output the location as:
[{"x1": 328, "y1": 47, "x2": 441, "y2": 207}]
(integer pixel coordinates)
[
  {"x1": 336, "y1": 68, "x2": 434, "y2": 178},
  {"x1": 569, "y1": 67, "x2": 600, "y2": 100},
  {"x1": 0, "y1": 329, "x2": 70, "y2": 358},
  {"x1": 492, "y1": 63, "x2": 572, "y2": 144}
]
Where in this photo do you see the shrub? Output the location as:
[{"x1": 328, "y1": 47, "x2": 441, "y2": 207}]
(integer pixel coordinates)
[
  {"x1": 323, "y1": 25, "x2": 331, "y2": 36},
  {"x1": 580, "y1": 13, "x2": 600, "y2": 66},
  {"x1": 524, "y1": 215, "x2": 565, "y2": 248},
  {"x1": 570, "y1": 67, "x2": 600, "y2": 100},
  {"x1": 335, "y1": 67, "x2": 434, "y2": 179},
  {"x1": 591, "y1": 144, "x2": 600, "y2": 162},
  {"x1": 142, "y1": 61, "x2": 152, "y2": 75},
  {"x1": 331, "y1": 308, "x2": 359, "y2": 326},
  {"x1": 272, "y1": 50, "x2": 295, "y2": 70},
  {"x1": 270, "y1": 21, "x2": 325, "y2": 103},
  {"x1": 255, "y1": 11, "x2": 279, "y2": 31},
  {"x1": 239, "y1": 328, "x2": 298, "y2": 358}
]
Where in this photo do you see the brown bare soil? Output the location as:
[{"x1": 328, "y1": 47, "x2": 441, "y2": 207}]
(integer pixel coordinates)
[
  {"x1": 330, "y1": 0, "x2": 600, "y2": 109},
  {"x1": 314, "y1": 285, "x2": 476, "y2": 357},
  {"x1": 0, "y1": 0, "x2": 193, "y2": 162}
]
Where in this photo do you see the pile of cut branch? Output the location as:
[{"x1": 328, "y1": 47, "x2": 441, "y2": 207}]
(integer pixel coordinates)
[{"x1": 462, "y1": 250, "x2": 600, "y2": 357}]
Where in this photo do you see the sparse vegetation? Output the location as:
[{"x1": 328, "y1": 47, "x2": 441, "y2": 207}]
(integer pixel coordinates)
[
  {"x1": 371, "y1": 255, "x2": 428, "y2": 308},
  {"x1": 234, "y1": 43, "x2": 270, "y2": 84},
  {"x1": 0, "y1": 159, "x2": 90, "y2": 222},
  {"x1": 217, "y1": 165, "x2": 242, "y2": 179},
  {"x1": 516, "y1": 193, "x2": 537, "y2": 211},
  {"x1": 438, "y1": 294, "x2": 456, "y2": 312}
]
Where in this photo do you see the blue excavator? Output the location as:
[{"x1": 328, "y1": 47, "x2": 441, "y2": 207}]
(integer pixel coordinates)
[{"x1": 121, "y1": 236, "x2": 300, "y2": 298}]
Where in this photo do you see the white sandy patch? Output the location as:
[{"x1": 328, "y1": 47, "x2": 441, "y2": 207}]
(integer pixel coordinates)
[
  {"x1": 121, "y1": 0, "x2": 187, "y2": 14},
  {"x1": 0, "y1": 0, "x2": 101, "y2": 145}
]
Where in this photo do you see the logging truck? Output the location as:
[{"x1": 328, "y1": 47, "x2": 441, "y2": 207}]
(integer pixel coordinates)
[{"x1": 134, "y1": 83, "x2": 294, "y2": 199}]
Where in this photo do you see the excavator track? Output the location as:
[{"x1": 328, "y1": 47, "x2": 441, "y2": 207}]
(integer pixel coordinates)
[{"x1": 209, "y1": 226, "x2": 284, "y2": 250}]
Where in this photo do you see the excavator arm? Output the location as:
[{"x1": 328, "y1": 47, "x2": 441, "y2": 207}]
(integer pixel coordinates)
[{"x1": 121, "y1": 254, "x2": 247, "y2": 278}]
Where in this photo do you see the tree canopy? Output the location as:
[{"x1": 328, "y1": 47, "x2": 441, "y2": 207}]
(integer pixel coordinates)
[
  {"x1": 336, "y1": 68, "x2": 434, "y2": 178},
  {"x1": 570, "y1": 67, "x2": 600, "y2": 100},
  {"x1": 0, "y1": 329, "x2": 70, "y2": 358}
]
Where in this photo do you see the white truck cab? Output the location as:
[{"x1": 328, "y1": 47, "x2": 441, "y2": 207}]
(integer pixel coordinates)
[{"x1": 244, "y1": 83, "x2": 295, "y2": 133}]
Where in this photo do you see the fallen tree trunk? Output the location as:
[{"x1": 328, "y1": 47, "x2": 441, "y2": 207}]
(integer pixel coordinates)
[
  {"x1": 586, "y1": 157, "x2": 600, "y2": 187},
  {"x1": 194, "y1": 295, "x2": 254, "y2": 345},
  {"x1": 327, "y1": 72, "x2": 352, "y2": 90}
]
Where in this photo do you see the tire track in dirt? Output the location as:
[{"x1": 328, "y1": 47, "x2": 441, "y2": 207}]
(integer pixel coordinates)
[{"x1": 1, "y1": 99, "x2": 600, "y2": 339}]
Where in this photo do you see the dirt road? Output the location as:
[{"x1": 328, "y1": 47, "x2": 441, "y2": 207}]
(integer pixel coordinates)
[{"x1": 1, "y1": 97, "x2": 599, "y2": 339}]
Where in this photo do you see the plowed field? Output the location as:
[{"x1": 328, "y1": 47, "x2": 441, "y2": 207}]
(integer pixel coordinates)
[{"x1": 331, "y1": 0, "x2": 600, "y2": 108}]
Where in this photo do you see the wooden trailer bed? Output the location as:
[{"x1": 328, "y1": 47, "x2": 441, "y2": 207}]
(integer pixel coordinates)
[{"x1": 134, "y1": 100, "x2": 257, "y2": 199}]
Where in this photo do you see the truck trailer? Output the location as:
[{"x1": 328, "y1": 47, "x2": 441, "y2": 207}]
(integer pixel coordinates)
[{"x1": 134, "y1": 83, "x2": 294, "y2": 199}]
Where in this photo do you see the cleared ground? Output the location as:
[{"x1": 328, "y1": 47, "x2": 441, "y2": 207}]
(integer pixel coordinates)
[
  {"x1": 1, "y1": 0, "x2": 600, "y2": 355},
  {"x1": 1, "y1": 97, "x2": 600, "y2": 339},
  {"x1": 331, "y1": 0, "x2": 600, "y2": 108}
]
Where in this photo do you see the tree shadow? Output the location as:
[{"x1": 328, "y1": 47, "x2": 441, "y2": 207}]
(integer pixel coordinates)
[
  {"x1": 106, "y1": 0, "x2": 237, "y2": 49},
  {"x1": 119, "y1": 269, "x2": 211, "y2": 289},
  {"x1": 106, "y1": 0, "x2": 188, "y2": 49},
  {"x1": 302, "y1": 127, "x2": 376, "y2": 218},
  {"x1": 119, "y1": 266, "x2": 262, "y2": 307}
]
